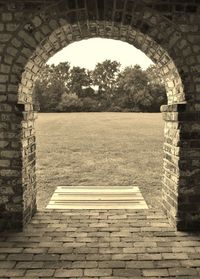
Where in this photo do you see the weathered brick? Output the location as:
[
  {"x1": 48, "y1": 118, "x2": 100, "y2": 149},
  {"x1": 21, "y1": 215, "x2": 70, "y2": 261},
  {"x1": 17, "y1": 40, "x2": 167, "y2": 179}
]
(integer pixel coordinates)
[
  {"x1": 123, "y1": 247, "x2": 146, "y2": 253},
  {"x1": 142, "y1": 268, "x2": 169, "y2": 277},
  {"x1": 60, "y1": 254, "x2": 86, "y2": 261},
  {"x1": 73, "y1": 247, "x2": 98, "y2": 254},
  {"x1": 31, "y1": 16, "x2": 42, "y2": 27},
  {"x1": 0, "y1": 169, "x2": 21, "y2": 177},
  {"x1": 138, "y1": 253, "x2": 162, "y2": 260},
  {"x1": 181, "y1": 259, "x2": 200, "y2": 267},
  {"x1": 47, "y1": 245, "x2": 73, "y2": 253},
  {"x1": 0, "y1": 269, "x2": 25, "y2": 277},
  {"x1": 0, "y1": 248, "x2": 23, "y2": 253},
  {"x1": 1, "y1": 151, "x2": 21, "y2": 159},
  {"x1": 0, "y1": 33, "x2": 12, "y2": 43},
  {"x1": 126, "y1": 260, "x2": 155, "y2": 269},
  {"x1": 84, "y1": 268, "x2": 112, "y2": 276},
  {"x1": 0, "y1": 261, "x2": 16, "y2": 268},
  {"x1": 99, "y1": 261, "x2": 125, "y2": 268},
  {"x1": 112, "y1": 253, "x2": 137, "y2": 260},
  {"x1": 6, "y1": 23, "x2": 18, "y2": 32},
  {"x1": 99, "y1": 248, "x2": 123, "y2": 254},
  {"x1": 155, "y1": 260, "x2": 181, "y2": 268},
  {"x1": 18, "y1": 30, "x2": 37, "y2": 47},
  {"x1": 33, "y1": 254, "x2": 60, "y2": 261},
  {"x1": 25, "y1": 269, "x2": 55, "y2": 277},
  {"x1": 23, "y1": 248, "x2": 47, "y2": 254},
  {"x1": 0, "y1": 64, "x2": 10, "y2": 73},
  {"x1": 162, "y1": 253, "x2": 189, "y2": 260},
  {"x1": 54, "y1": 269, "x2": 83, "y2": 277},
  {"x1": 113, "y1": 268, "x2": 142, "y2": 277},
  {"x1": 0, "y1": 159, "x2": 10, "y2": 167},
  {"x1": 0, "y1": 84, "x2": 6, "y2": 92},
  {"x1": 16, "y1": 261, "x2": 43, "y2": 269},
  {"x1": 8, "y1": 254, "x2": 33, "y2": 261},
  {"x1": 0, "y1": 74, "x2": 9, "y2": 83},
  {"x1": 168, "y1": 267, "x2": 198, "y2": 276},
  {"x1": 71, "y1": 261, "x2": 97, "y2": 268},
  {"x1": 2, "y1": 13, "x2": 12, "y2": 21},
  {"x1": 0, "y1": 23, "x2": 4, "y2": 31}
]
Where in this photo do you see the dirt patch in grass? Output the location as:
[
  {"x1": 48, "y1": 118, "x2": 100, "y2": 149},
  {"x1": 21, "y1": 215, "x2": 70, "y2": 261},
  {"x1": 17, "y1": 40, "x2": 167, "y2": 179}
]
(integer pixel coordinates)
[{"x1": 36, "y1": 112, "x2": 164, "y2": 210}]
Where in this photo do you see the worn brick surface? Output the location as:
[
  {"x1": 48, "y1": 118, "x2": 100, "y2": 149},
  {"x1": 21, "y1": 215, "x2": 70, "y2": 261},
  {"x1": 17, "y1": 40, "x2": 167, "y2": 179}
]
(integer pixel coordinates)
[{"x1": 0, "y1": 209, "x2": 200, "y2": 278}]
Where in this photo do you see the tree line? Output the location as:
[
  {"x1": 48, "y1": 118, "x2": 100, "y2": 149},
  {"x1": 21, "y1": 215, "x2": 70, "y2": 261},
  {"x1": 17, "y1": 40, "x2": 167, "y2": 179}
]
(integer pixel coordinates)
[{"x1": 33, "y1": 60, "x2": 167, "y2": 112}]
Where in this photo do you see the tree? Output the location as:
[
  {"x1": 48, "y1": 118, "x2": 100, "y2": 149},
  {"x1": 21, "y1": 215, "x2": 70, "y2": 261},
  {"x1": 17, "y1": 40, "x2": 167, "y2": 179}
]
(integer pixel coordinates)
[
  {"x1": 92, "y1": 60, "x2": 121, "y2": 106},
  {"x1": 68, "y1": 66, "x2": 92, "y2": 98},
  {"x1": 34, "y1": 62, "x2": 71, "y2": 111},
  {"x1": 146, "y1": 65, "x2": 164, "y2": 86},
  {"x1": 82, "y1": 97, "x2": 99, "y2": 112},
  {"x1": 33, "y1": 60, "x2": 167, "y2": 112},
  {"x1": 57, "y1": 92, "x2": 82, "y2": 112},
  {"x1": 146, "y1": 65, "x2": 167, "y2": 111},
  {"x1": 147, "y1": 83, "x2": 167, "y2": 112},
  {"x1": 116, "y1": 65, "x2": 153, "y2": 111}
]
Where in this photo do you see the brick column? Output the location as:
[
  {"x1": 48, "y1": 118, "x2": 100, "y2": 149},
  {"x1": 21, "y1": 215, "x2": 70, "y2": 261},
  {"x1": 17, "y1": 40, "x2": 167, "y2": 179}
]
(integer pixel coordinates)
[
  {"x1": 0, "y1": 104, "x2": 23, "y2": 230},
  {"x1": 0, "y1": 103, "x2": 36, "y2": 231},
  {"x1": 21, "y1": 105, "x2": 37, "y2": 226},
  {"x1": 161, "y1": 104, "x2": 200, "y2": 231}
]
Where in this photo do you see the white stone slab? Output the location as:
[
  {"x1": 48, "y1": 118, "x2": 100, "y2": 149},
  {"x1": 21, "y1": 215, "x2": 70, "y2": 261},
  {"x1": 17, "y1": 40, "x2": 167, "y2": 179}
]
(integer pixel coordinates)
[{"x1": 46, "y1": 186, "x2": 148, "y2": 210}]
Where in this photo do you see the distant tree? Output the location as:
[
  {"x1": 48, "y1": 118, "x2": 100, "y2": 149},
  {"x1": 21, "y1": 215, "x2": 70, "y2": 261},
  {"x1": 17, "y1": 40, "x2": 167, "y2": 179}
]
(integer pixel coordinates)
[
  {"x1": 116, "y1": 65, "x2": 153, "y2": 111},
  {"x1": 82, "y1": 86, "x2": 96, "y2": 98},
  {"x1": 33, "y1": 60, "x2": 167, "y2": 113},
  {"x1": 68, "y1": 66, "x2": 92, "y2": 98},
  {"x1": 57, "y1": 92, "x2": 82, "y2": 112},
  {"x1": 34, "y1": 62, "x2": 71, "y2": 111},
  {"x1": 146, "y1": 65, "x2": 167, "y2": 111},
  {"x1": 82, "y1": 97, "x2": 100, "y2": 112},
  {"x1": 147, "y1": 83, "x2": 167, "y2": 111},
  {"x1": 146, "y1": 65, "x2": 164, "y2": 86},
  {"x1": 92, "y1": 60, "x2": 121, "y2": 106}
]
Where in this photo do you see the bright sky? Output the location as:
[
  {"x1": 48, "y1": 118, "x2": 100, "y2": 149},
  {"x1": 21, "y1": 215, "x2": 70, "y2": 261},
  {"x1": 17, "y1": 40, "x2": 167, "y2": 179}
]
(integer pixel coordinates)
[{"x1": 47, "y1": 38, "x2": 153, "y2": 70}]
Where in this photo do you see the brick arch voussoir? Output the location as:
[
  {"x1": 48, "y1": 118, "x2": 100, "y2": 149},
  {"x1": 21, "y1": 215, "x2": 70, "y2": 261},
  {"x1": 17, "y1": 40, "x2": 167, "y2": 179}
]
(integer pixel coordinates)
[
  {"x1": 18, "y1": 26, "x2": 184, "y2": 105},
  {"x1": 5, "y1": 0, "x2": 190, "y2": 106}
]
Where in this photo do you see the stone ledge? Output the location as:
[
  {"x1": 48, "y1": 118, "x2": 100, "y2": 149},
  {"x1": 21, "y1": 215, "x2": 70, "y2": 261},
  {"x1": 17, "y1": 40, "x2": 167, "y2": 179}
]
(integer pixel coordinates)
[
  {"x1": 162, "y1": 111, "x2": 200, "y2": 122},
  {"x1": 161, "y1": 104, "x2": 200, "y2": 122},
  {"x1": 160, "y1": 104, "x2": 187, "y2": 113}
]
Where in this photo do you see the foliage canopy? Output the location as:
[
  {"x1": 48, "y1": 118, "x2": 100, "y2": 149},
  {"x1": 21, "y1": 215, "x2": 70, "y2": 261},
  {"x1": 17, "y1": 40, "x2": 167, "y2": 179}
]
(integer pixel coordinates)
[{"x1": 34, "y1": 60, "x2": 167, "y2": 112}]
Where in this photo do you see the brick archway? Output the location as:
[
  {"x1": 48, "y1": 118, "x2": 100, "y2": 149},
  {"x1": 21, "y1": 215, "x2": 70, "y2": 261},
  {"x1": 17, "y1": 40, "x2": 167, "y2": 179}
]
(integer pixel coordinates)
[{"x1": 0, "y1": 0, "x2": 200, "y2": 231}]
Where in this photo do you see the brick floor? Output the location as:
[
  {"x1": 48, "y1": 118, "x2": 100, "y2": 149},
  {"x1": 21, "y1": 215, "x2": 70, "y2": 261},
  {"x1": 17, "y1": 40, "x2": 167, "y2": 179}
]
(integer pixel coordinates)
[{"x1": 0, "y1": 209, "x2": 200, "y2": 278}]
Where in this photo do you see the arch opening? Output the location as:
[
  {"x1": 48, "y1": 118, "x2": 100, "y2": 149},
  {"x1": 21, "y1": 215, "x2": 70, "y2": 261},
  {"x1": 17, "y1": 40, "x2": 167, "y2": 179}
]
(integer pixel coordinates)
[
  {"x1": 17, "y1": 21, "x2": 185, "y2": 229},
  {"x1": 32, "y1": 38, "x2": 166, "y2": 211}
]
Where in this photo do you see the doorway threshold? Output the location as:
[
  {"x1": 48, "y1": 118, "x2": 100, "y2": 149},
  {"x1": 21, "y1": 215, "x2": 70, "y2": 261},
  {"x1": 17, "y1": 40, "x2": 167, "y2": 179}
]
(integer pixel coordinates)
[{"x1": 46, "y1": 186, "x2": 148, "y2": 210}]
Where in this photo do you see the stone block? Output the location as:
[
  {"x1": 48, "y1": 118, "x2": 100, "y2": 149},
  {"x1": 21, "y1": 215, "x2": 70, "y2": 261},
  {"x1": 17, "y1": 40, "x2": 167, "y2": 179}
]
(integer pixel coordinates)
[
  {"x1": 0, "y1": 33, "x2": 12, "y2": 43},
  {"x1": 1, "y1": 150, "x2": 21, "y2": 159},
  {"x1": 84, "y1": 268, "x2": 112, "y2": 276},
  {"x1": 54, "y1": 269, "x2": 83, "y2": 277},
  {"x1": 0, "y1": 84, "x2": 6, "y2": 92},
  {"x1": 0, "y1": 159, "x2": 10, "y2": 167},
  {"x1": 6, "y1": 23, "x2": 18, "y2": 32}
]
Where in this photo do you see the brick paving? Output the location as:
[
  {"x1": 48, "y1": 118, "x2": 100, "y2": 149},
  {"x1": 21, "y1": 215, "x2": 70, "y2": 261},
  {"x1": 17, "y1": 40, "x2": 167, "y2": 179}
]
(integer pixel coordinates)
[{"x1": 0, "y1": 209, "x2": 200, "y2": 278}]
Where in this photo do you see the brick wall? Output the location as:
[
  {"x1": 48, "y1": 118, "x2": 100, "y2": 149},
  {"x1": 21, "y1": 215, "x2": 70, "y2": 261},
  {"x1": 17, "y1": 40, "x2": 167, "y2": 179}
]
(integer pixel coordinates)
[{"x1": 0, "y1": 0, "x2": 200, "y2": 231}]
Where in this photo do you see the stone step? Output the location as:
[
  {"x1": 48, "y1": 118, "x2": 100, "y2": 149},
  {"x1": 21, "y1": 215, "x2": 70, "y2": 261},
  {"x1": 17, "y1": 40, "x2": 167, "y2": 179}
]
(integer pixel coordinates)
[{"x1": 46, "y1": 186, "x2": 148, "y2": 210}]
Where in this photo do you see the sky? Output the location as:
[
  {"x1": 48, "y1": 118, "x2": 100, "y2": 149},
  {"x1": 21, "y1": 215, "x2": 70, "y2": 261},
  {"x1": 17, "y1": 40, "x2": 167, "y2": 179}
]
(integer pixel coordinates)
[{"x1": 47, "y1": 38, "x2": 153, "y2": 70}]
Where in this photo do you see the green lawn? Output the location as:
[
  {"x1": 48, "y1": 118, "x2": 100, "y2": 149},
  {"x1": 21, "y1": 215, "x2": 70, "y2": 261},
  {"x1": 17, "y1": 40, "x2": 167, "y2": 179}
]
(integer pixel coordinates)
[{"x1": 35, "y1": 112, "x2": 164, "y2": 209}]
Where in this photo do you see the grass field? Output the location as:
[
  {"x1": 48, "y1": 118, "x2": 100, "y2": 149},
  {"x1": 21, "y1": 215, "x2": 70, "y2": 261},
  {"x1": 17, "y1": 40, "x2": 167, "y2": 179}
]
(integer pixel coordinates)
[{"x1": 35, "y1": 112, "x2": 164, "y2": 210}]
